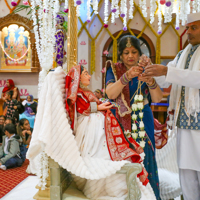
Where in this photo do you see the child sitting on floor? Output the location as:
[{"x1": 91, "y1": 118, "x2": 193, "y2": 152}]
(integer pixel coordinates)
[{"x1": 0, "y1": 123, "x2": 23, "y2": 170}]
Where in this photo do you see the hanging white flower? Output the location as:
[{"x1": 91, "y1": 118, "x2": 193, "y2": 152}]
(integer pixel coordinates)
[
  {"x1": 93, "y1": 0, "x2": 98, "y2": 14},
  {"x1": 139, "y1": 112, "x2": 143, "y2": 119},
  {"x1": 175, "y1": 0, "x2": 180, "y2": 29},
  {"x1": 129, "y1": 0, "x2": 134, "y2": 19},
  {"x1": 104, "y1": 0, "x2": 109, "y2": 25},
  {"x1": 132, "y1": 103, "x2": 138, "y2": 111},
  {"x1": 134, "y1": 94, "x2": 139, "y2": 102},
  {"x1": 132, "y1": 132, "x2": 138, "y2": 140},
  {"x1": 150, "y1": 0, "x2": 156, "y2": 24},
  {"x1": 139, "y1": 121, "x2": 144, "y2": 129},
  {"x1": 139, "y1": 130, "x2": 146, "y2": 138},
  {"x1": 137, "y1": 102, "x2": 144, "y2": 110},
  {"x1": 157, "y1": 1, "x2": 162, "y2": 34},
  {"x1": 132, "y1": 114, "x2": 137, "y2": 120},
  {"x1": 132, "y1": 123, "x2": 138, "y2": 131},
  {"x1": 139, "y1": 140, "x2": 146, "y2": 148},
  {"x1": 138, "y1": 94, "x2": 143, "y2": 101}
]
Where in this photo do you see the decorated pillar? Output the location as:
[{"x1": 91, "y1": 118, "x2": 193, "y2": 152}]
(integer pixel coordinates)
[{"x1": 67, "y1": 0, "x2": 78, "y2": 71}]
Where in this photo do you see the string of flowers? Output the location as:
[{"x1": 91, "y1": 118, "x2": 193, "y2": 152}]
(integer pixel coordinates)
[
  {"x1": 131, "y1": 81, "x2": 146, "y2": 149},
  {"x1": 157, "y1": 1, "x2": 162, "y2": 34},
  {"x1": 37, "y1": 152, "x2": 49, "y2": 190},
  {"x1": 150, "y1": 0, "x2": 156, "y2": 24},
  {"x1": 175, "y1": 0, "x2": 180, "y2": 30},
  {"x1": 111, "y1": 0, "x2": 116, "y2": 23},
  {"x1": 93, "y1": 0, "x2": 98, "y2": 14},
  {"x1": 87, "y1": 0, "x2": 91, "y2": 22},
  {"x1": 104, "y1": 0, "x2": 109, "y2": 26},
  {"x1": 129, "y1": 0, "x2": 134, "y2": 19},
  {"x1": 180, "y1": 0, "x2": 190, "y2": 26},
  {"x1": 140, "y1": 0, "x2": 147, "y2": 17},
  {"x1": 197, "y1": 0, "x2": 200, "y2": 12},
  {"x1": 164, "y1": 0, "x2": 174, "y2": 23},
  {"x1": 120, "y1": 0, "x2": 127, "y2": 31}
]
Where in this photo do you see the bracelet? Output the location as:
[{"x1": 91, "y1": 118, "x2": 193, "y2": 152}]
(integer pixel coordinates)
[
  {"x1": 120, "y1": 72, "x2": 131, "y2": 85},
  {"x1": 147, "y1": 78, "x2": 157, "y2": 89}
]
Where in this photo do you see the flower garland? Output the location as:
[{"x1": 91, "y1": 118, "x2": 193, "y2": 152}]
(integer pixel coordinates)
[
  {"x1": 150, "y1": 0, "x2": 156, "y2": 24},
  {"x1": 37, "y1": 152, "x2": 49, "y2": 190},
  {"x1": 129, "y1": 0, "x2": 134, "y2": 19},
  {"x1": 0, "y1": 42, "x2": 30, "y2": 62},
  {"x1": 157, "y1": 1, "x2": 162, "y2": 34},
  {"x1": 104, "y1": 0, "x2": 109, "y2": 25},
  {"x1": 141, "y1": 0, "x2": 147, "y2": 17},
  {"x1": 175, "y1": 0, "x2": 180, "y2": 30},
  {"x1": 87, "y1": 0, "x2": 91, "y2": 22},
  {"x1": 131, "y1": 81, "x2": 146, "y2": 149}
]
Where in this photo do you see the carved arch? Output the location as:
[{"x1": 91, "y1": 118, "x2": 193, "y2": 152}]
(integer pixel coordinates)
[{"x1": 0, "y1": 14, "x2": 40, "y2": 72}]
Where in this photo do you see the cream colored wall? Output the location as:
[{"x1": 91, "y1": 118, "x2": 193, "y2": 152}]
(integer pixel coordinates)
[{"x1": 0, "y1": 0, "x2": 189, "y2": 94}]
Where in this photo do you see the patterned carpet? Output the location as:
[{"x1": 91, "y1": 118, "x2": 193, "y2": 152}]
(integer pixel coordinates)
[{"x1": 0, "y1": 159, "x2": 30, "y2": 198}]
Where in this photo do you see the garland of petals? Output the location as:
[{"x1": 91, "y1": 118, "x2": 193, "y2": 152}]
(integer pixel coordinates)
[
  {"x1": 0, "y1": 42, "x2": 30, "y2": 62},
  {"x1": 129, "y1": 0, "x2": 134, "y2": 19},
  {"x1": 157, "y1": 1, "x2": 162, "y2": 34},
  {"x1": 87, "y1": 0, "x2": 91, "y2": 22},
  {"x1": 104, "y1": 0, "x2": 109, "y2": 25},
  {"x1": 150, "y1": 0, "x2": 156, "y2": 24},
  {"x1": 175, "y1": 0, "x2": 180, "y2": 30}
]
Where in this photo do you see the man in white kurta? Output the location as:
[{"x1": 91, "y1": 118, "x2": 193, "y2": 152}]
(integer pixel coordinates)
[{"x1": 140, "y1": 12, "x2": 200, "y2": 200}]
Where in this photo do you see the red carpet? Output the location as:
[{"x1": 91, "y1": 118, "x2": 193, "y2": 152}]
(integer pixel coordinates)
[{"x1": 0, "y1": 159, "x2": 30, "y2": 198}]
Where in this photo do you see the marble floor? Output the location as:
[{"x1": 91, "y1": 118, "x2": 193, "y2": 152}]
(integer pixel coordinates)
[
  {"x1": 1, "y1": 176, "x2": 39, "y2": 200},
  {"x1": 1, "y1": 175, "x2": 181, "y2": 200}
]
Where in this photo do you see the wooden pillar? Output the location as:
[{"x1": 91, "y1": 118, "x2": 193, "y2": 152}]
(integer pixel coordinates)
[{"x1": 67, "y1": 0, "x2": 78, "y2": 71}]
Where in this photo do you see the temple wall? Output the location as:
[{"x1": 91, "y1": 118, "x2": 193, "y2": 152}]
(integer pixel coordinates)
[{"x1": 0, "y1": 0, "x2": 189, "y2": 96}]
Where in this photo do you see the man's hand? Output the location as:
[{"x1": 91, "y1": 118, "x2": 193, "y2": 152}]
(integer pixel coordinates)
[
  {"x1": 127, "y1": 66, "x2": 143, "y2": 79},
  {"x1": 142, "y1": 64, "x2": 168, "y2": 77}
]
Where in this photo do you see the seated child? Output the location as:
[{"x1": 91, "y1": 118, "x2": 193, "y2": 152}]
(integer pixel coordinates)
[{"x1": 0, "y1": 123, "x2": 23, "y2": 170}]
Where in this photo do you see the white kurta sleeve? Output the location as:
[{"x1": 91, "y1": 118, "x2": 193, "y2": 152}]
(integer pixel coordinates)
[{"x1": 166, "y1": 60, "x2": 200, "y2": 89}]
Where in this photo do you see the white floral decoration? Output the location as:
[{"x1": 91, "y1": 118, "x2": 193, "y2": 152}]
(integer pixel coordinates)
[
  {"x1": 76, "y1": 5, "x2": 81, "y2": 17},
  {"x1": 87, "y1": 0, "x2": 91, "y2": 21},
  {"x1": 64, "y1": 0, "x2": 68, "y2": 9},
  {"x1": 150, "y1": 0, "x2": 156, "y2": 24},
  {"x1": 93, "y1": 0, "x2": 98, "y2": 14},
  {"x1": 164, "y1": 0, "x2": 174, "y2": 23},
  {"x1": 104, "y1": 0, "x2": 109, "y2": 24},
  {"x1": 140, "y1": 0, "x2": 147, "y2": 17},
  {"x1": 139, "y1": 140, "x2": 146, "y2": 148},
  {"x1": 132, "y1": 132, "x2": 138, "y2": 140},
  {"x1": 132, "y1": 113, "x2": 137, "y2": 120},
  {"x1": 192, "y1": 0, "x2": 197, "y2": 13},
  {"x1": 175, "y1": 0, "x2": 180, "y2": 29},
  {"x1": 139, "y1": 130, "x2": 146, "y2": 138},
  {"x1": 37, "y1": 152, "x2": 49, "y2": 190},
  {"x1": 157, "y1": 1, "x2": 162, "y2": 34},
  {"x1": 129, "y1": 0, "x2": 134, "y2": 19}
]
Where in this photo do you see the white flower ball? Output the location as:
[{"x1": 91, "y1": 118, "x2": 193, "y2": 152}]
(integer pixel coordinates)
[
  {"x1": 132, "y1": 123, "x2": 138, "y2": 131},
  {"x1": 138, "y1": 94, "x2": 143, "y2": 101},
  {"x1": 139, "y1": 140, "x2": 146, "y2": 148},
  {"x1": 139, "y1": 121, "x2": 144, "y2": 129},
  {"x1": 139, "y1": 112, "x2": 143, "y2": 118},
  {"x1": 134, "y1": 95, "x2": 139, "y2": 102},
  {"x1": 132, "y1": 114, "x2": 137, "y2": 120},
  {"x1": 131, "y1": 103, "x2": 138, "y2": 111},
  {"x1": 139, "y1": 131, "x2": 146, "y2": 138},
  {"x1": 137, "y1": 102, "x2": 144, "y2": 110},
  {"x1": 132, "y1": 132, "x2": 138, "y2": 140}
]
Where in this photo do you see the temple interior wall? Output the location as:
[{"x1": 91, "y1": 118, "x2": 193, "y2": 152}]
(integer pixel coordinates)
[{"x1": 0, "y1": 0, "x2": 188, "y2": 96}]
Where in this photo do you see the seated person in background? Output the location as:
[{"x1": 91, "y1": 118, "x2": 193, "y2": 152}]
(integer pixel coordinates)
[
  {"x1": 20, "y1": 95, "x2": 37, "y2": 128},
  {"x1": 4, "y1": 91, "x2": 24, "y2": 125},
  {"x1": 0, "y1": 115, "x2": 6, "y2": 144},
  {"x1": 0, "y1": 115, "x2": 6, "y2": 126},
  {"x1": 0, "y1": 123, "x2": 23, "y2": 170},
  {"x1": 17, "y1": 118, "x2": 32, "y2": 146},
  {"x1": 4, "y1": 117, "x2": 15, "y2": 126},
  {"x1": 94, "y1": 89, "x2": 103, "y2": 99}
]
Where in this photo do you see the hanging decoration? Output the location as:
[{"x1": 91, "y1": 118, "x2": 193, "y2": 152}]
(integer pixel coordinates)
[
  {"x1": 63, "y1": 0, "x2": 195, "y2": 33},
  {"x1": 30, "y1": 0, "x2": 60, "y2": 94}
]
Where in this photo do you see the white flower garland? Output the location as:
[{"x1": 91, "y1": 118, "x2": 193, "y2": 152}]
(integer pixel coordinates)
[
  {"x1": 157, "y1": 1, "x2": 162, "y2": 34},
  {"x1": 129, "y1": 0, "x2": 134, "y2": 19},
  {"x1": 140, "y1": 0, "x2": 147, "y2": 17},
  {"x1": 175, "y1": 0, "x2": 180, "y2": 30},
  {"x1": 37, "y1": 152, "x2": 49, "y2": 190},
  {"x1": 87, "y1": 0, "x2": 91, "y2": 22},
  {"x1": 180, "y1": 0, "x2": 190, "y2": 26},
  {"x1": 93, "y1": 0, "x2": 98, "y2": 14},
  {"x1": 64, "y1": 0, "x2": 68, "y2": 9},
  {"x1": 150, "y1": 0, "x2": 156, "y2": 24},
  {"x1": 197, "y1": 0, "x2": 200, "y2": 12},
  {"x1": 104, "y1": 0, "x2": 109, "y2": 25},
  {"x1": 164, "y1": 0, "x2": 174, "y2": 23}
]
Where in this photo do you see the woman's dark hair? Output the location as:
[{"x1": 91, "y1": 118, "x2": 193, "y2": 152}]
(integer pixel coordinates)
[
  {"x1": 5, "y1": 117, "x2": 15, "y2": 124},
  {"x1": 80, "y1": 65, "x2": 85, "y2": 74},
  {"x1": 118, "y1": 35, "x2": 142, "y2": 60},
  {"x1": 4, "y1": 123, "x2": 16, "y2": 134},
  {"x1": 6, "y1": 90, "x2": 13, "y2": 98},
  {"x1": 19, "y1": 118, "x2": 28, "y2": 127}
]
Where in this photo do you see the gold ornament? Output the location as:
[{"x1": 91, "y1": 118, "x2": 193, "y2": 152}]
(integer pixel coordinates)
[{"x1": 126, "y1": 37, "x2": 132, "y2": 48}]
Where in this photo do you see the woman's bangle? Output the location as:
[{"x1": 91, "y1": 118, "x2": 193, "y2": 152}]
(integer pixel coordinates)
[
  {"x1": 120, "y1": 72, "x2": 131, "y2": 85},
  {"x1": 147, "y1": 78, "x2": 157, "y2": 89}
]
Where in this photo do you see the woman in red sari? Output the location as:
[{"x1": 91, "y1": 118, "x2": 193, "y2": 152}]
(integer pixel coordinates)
[
  {"x1": 1, "y1": 79, "x2": 20, "y2": 115},
  {"x1": 65, "y1": 65, "x2": 156, "y2": 199}
]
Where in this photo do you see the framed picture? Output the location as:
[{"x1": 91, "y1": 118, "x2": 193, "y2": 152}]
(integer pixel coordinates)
[{"x1": 0, "y1": 14, "x2": 39, "y2": 72}]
